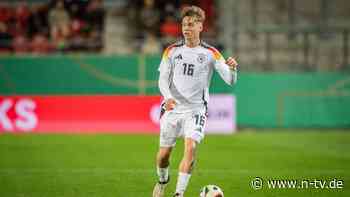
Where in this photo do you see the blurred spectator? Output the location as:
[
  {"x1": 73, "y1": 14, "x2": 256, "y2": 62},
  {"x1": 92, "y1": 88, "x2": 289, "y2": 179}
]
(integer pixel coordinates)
[
  {"x1": 161, "y1": 15, "x2": 181, "y2": 37},
  {"x1": 141, "y1": 31, "x2": 162, "y2": 55},
  {"x1": 198, "y1": 0, "x2": 215, "y2": 31},
  {"x1": 12, "y1": 34, "x2": 30, "y2": 54},
  {"x1": 85, "y1": 0, "x2": 105, "y2": 32},
  {"x1": 31, "y1": 32, "x2": 52, "y2": 54},
  {"x1": 69, "y1": 32, "x2": 86, "y2": 51},
  {"x1": 49, "y1": 0, "x2": 71, "y2": 42},
  {"x1": 140, "y1": 0, "x2": 160, "y2": 36},
  {"x1": 160, "y1": 15, "x2": 181, "y2": 45},
  {"x1": 14, "y1": 1, "x2": 31, "y2": 36},
  {"x1": 0, "y1": 22, "x2": 12, "y2": 52},
  {"x1": 71, "y1": 18, "x2": 86, "y2": 35},
  {"x1": 28, "y1": 3, "x2": 49, "y2": 38},
  {"x1": 67, "y1": 1, "x2": 87, "y2": 20},
  {"x1": 164, "y1": 2, "x2": 177, "y2": 14},
  {"x1": 0, "y1": 3, "x2": 13, "y2": 24},
  {"x1": 0, "y1": 0, "x2": 107, "y2": 54},
  {"x1": 52, "y1": 31, "x2": 68, "y2": 52},
  {"x1": 161, "y1": 1, "x2": 180, "y2": 19},
  {"x1": 86, "y1": 29, "x2": 103, "y2": 52}
]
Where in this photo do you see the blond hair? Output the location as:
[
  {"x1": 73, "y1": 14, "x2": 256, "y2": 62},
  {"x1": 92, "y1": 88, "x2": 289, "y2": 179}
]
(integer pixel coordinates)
[{"x1": 181, "y1": 5, "x2": 205, "y2": 23}]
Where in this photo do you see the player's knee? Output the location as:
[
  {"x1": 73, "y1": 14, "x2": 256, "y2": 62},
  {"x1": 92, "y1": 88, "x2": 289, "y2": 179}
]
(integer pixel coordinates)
[
  {"x1": 161, "y1": 149, "x2": 172, "y2": 158},
  {"x1": 157, "y1": 154, "x2": 169, "y2": 163},
  {"x1": 157, "y1": 149, "x2": 171, "y2": 164}
]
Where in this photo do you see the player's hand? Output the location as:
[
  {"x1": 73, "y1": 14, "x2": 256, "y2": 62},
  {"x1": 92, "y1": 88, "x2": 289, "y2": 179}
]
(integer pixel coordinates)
[
  {"x1": 226, "y1": 57, "x2": 238, "y2": 71},
  {"x1": 164, "y1": 98, "x2": 176, "y2": 111}
]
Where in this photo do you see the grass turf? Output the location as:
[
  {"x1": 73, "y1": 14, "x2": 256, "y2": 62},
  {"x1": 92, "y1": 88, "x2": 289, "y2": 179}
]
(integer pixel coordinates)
[{"x1": 0, "y1": 129, "x2": 349, "y2": 197}]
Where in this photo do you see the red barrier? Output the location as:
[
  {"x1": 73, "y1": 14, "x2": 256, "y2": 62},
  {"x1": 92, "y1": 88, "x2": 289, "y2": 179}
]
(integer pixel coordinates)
[{"x1": 0, "y1": 96, "x2": 162, "y2": 133}]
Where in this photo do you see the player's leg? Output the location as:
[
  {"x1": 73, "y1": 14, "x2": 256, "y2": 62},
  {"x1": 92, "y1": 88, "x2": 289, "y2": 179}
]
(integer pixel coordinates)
[
  {"x1": 153, "y1": 146, "x2": 172, "y2": 197},
  {"x1": 153, "y1": 111, "x2": 179, "y2": 197},
  {"x1": 156, "y1": 146, "x2": 172, "y2": 183},
  {"x1": 174, "y1": 137, "x2": 198, "y2": 196},
  {"x1": 174, "y1": 110, "x2": 206, "y2": 196}
]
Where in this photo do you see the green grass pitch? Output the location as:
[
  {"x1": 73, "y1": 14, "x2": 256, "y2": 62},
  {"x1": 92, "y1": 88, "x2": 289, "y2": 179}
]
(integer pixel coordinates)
[{"x1": 0, "y1": 129, "x2": 349, "y2": 197}]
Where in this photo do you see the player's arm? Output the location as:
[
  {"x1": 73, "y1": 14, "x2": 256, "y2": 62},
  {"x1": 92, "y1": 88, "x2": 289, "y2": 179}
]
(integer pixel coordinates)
[
  {"x1": 158, "y1": 49, "x2": 176, "y2": 110},
  {"x1": 213, "y1": 50, "x2": 238, "y2": 86}
]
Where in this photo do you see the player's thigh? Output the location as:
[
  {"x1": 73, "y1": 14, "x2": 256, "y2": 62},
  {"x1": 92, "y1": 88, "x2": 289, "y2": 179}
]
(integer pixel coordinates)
[
  {"x1": 183, "y1": 110, "x2": 207, "y2": 144},
  {"x1": 159, "y1": 111, "x2": 180, "y2": 147}
]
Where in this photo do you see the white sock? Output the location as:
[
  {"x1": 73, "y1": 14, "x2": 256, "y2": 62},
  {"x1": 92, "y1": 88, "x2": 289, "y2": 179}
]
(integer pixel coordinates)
[
  {"x1": 157, "y1": 166, "x2": 169, "y2": 183},
  {"x1": 175, "y1": 172, "x2": 191, "y2": 195}
]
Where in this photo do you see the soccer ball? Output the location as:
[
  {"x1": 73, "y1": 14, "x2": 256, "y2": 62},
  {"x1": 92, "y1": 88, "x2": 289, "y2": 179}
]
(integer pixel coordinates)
[{"x1": 199, "y1": 185, "x2": 224, "y2": 197}]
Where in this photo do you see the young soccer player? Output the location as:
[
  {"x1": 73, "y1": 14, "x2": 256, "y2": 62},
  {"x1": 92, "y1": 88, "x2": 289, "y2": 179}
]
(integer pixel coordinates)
[{"x1": 153, "y1": 5, "x2": 238, "y2": 197}]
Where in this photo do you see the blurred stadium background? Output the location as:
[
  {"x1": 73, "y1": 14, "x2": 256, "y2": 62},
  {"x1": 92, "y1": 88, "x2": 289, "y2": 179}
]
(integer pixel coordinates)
[{"x1": 0, "y1": 0, "x2": 349, "y2": 196}]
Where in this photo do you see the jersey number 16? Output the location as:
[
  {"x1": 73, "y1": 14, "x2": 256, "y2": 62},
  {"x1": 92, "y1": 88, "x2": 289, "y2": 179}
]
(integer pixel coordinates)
[{"x1": 183, "y1": 63, "x2": 194, "y2": 76}]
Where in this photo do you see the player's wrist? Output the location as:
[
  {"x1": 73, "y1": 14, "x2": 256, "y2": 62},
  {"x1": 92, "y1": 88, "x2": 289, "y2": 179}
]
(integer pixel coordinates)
[
  {"x1": 164, "y1": 99, "x2": 176, "y2": 111},
  {"x1": 230, "y1": 64, "x2": 238, "y2": 72}
]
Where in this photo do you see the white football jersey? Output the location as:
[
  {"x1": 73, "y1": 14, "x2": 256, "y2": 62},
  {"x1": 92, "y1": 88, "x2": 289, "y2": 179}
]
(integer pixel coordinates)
[{"x1": 158, "y1": 40, "x2": 237, "y2": 113}]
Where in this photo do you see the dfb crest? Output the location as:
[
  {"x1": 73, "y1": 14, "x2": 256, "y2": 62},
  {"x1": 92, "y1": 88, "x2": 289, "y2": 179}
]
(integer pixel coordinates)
[{"x1": 197, "y1": 53, "x2": 207, "y2": 64}]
